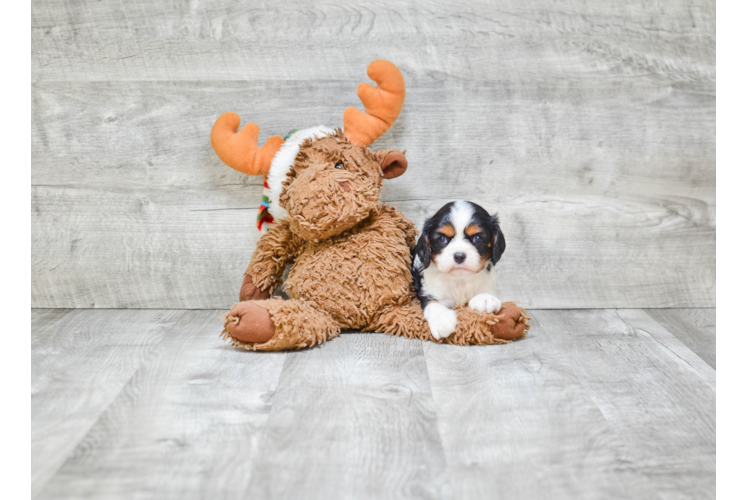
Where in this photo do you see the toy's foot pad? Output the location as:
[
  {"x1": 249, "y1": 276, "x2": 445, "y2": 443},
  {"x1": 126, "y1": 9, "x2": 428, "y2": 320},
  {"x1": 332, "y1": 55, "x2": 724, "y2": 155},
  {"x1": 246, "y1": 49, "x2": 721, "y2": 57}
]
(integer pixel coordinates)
[
  {"x1": 490, "y1": 302, "x2": 531, "y2": 341},
  {"x1": 222, "y1": 302, "x2": 276, "y2": 345}
]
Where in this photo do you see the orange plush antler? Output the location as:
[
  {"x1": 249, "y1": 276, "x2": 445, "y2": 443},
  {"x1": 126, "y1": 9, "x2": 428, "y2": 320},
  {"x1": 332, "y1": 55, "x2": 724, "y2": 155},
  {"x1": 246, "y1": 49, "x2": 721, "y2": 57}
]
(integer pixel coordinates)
[
  {"x1": 210, "y1": 113, "x2": 284, "y2": 176},
  {"x1": 343, "y1": 60, "x2": 406, "y2": 147}
]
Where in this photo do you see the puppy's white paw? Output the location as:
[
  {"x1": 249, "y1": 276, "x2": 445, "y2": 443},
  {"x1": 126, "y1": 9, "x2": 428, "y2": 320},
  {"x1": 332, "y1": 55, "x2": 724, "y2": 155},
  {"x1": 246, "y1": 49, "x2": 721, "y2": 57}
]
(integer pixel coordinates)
[
  {"x1": 423, "y1": 302, "x2": 457, "y2": 340},
  {"x1": 468, "y1": 293, "x2": 503, "y2": 314}
]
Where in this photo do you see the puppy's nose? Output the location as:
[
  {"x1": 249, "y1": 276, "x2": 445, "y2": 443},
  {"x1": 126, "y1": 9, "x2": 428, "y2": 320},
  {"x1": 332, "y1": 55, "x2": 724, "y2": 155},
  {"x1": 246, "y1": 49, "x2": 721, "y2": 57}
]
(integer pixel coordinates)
[{"x1": 454, "y1": 253, "x2": 466, "y2": 264}]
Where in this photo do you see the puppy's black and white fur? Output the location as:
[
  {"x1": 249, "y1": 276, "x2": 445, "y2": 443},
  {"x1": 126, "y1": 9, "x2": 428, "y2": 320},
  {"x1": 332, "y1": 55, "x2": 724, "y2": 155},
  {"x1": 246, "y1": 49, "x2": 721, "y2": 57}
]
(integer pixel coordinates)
[{"x1": 412, "y1": 201, "x2": 506, "y2": 340}]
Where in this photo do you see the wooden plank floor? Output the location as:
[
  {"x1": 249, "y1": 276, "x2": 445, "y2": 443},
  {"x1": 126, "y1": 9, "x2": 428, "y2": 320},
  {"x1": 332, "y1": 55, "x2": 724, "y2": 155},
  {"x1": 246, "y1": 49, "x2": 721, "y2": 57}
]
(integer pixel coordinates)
[{"x1": 31, "y1": 308, "x2": 715, "y2": 500}]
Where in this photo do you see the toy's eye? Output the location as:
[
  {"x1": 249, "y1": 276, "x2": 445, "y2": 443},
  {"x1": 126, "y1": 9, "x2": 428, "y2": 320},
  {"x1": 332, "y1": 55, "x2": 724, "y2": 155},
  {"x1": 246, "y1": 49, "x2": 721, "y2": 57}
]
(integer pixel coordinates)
[
  {"x1": 472, "y1": 235, "x2": 483, "y2": 244},
  {"x1": 334, "y1": 161, "x2": 344, "y2": 170},
  {"x1": 438, "y1": 234, "x2": 449, "y2": 245}
]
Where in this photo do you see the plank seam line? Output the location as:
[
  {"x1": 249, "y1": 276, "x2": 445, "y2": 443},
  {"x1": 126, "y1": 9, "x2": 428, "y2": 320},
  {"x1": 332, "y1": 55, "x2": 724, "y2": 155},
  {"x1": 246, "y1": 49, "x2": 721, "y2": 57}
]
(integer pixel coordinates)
[
  {"x1": 614, "y1": 310, "x2": 696, "y2": 373},
  {"x1": 420, "y1": 341, "x2": 462, "y2": 497},
  {"x1": 33, "y1": 314, "x2": 178, "y2": 499},
  {"x1": 614, "y1": 309, "x2": 715, "y2": 376},
  {"x1": 531, "y1": 310, "x2": 661, "y2": 483}
]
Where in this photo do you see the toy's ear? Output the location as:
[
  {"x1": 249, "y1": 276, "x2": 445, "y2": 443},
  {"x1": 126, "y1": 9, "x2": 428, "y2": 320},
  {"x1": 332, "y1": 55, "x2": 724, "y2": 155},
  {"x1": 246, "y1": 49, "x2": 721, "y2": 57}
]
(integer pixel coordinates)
[
  {"x1": 376, "y1": 150, "x2": 408, "y2": 179},
  {"x1": 491, "y1": 214, "x2": 506, "y2": 265}
]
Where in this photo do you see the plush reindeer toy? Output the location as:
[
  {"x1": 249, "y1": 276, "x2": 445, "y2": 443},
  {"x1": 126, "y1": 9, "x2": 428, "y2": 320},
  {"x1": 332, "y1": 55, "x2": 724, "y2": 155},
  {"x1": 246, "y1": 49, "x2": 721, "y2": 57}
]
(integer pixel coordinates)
[{"x1": 211, "y1": 60, "x2": 530, "y2": 350}]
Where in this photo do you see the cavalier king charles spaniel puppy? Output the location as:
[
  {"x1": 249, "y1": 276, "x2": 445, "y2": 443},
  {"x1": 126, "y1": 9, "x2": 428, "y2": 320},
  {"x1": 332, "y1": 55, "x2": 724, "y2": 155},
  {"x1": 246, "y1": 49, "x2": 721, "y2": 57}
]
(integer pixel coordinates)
[{"x1": 412, "y1": 201, "x2": 506, "y2": 340}]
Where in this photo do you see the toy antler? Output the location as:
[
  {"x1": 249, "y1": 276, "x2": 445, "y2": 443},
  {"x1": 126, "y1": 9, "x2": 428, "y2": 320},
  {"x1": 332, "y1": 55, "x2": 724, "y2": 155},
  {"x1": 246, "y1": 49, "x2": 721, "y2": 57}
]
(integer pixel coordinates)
[
  {"x1": 343, "y1": 60, "x2": 406, "y2": 147},
  {"x1": 210, "y1": 113, "x2": 285, "y2": 176}
]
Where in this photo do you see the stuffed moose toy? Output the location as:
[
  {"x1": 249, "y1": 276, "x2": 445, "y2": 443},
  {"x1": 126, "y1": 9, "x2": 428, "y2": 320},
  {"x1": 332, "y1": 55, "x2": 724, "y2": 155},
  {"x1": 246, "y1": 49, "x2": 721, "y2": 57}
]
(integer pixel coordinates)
[{"x1": 211, "y1": 60, "x2": 530, "y2": 350}]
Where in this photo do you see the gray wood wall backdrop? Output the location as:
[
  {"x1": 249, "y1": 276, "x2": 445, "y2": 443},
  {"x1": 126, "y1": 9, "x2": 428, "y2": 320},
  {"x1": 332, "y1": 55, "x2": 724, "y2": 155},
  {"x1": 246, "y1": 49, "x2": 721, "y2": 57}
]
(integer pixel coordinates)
[{"x1": 31, "y1": 0, "x2": 715, "y2": 309}]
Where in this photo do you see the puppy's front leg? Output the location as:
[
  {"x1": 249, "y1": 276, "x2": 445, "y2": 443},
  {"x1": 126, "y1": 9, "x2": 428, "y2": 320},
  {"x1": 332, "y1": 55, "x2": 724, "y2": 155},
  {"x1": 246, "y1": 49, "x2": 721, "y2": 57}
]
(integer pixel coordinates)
[
  {"x1": 468, "y1": 293, "x2": 503, "y2": 314},
  {"x1": 423, "y1": 302, "x2": 458, "y2": 340}
]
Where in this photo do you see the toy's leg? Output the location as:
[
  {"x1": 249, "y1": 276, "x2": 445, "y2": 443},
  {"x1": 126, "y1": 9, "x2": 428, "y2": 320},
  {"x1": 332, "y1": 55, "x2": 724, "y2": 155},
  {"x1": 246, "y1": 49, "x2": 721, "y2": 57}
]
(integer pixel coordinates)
[
  {"x1": 367, "y1": 299, "x2": 433, "y2": 342},
  {"x1": 446, "y1": 301, "x2": 531, "y2": 345},
  {"x1": 221, "y1": 298, "x2": 340, "y2": 351},
  {"x1": 369, "y1": 299, "x2": 530, "y2": 345}
]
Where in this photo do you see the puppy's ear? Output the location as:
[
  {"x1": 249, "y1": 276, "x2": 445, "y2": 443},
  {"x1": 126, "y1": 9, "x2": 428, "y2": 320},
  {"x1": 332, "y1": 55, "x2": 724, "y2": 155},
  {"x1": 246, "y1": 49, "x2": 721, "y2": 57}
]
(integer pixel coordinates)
[
  {"x1": 374, "y1": 149, "x2": 408, "y2": 179},
  {"x1": 491, "y1": 214, "x2": 506, "y2": 265},
  {"x1": 414, "y1": 215, "x2": 438, "y2": 268},
  {"x1": 414, "y1": 232, "x2": 431, "y2": 269}
]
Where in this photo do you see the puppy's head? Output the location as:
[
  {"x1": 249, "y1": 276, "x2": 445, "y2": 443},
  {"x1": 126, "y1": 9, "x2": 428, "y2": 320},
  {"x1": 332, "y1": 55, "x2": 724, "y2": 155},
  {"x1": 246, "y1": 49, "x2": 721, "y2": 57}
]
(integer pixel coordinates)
[{"x1": 414, "y1": 201, "x2": 505, "y2": 276}]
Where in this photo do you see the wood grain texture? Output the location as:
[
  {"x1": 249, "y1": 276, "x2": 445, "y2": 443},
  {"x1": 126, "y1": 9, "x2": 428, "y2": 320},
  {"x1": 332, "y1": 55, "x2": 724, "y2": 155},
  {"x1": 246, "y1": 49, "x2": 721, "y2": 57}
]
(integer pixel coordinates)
[
  {"x1": 31, "y1": 309, "x2": 180, "y2": 498},
  {"x1": 532, "y1": 309, "x2": 715, "y2": 500},
  {"x1": 36, "y1": 310, "x2": 288, "y2": 500},
  {"x1": 32, "y1": 308, "x2": 716, "y2": 499},
  {"x1": 423, "y1": 314, "x2": 653, "y2": 499},
  {"x1": 31, "y1": 78, "x2": 715, "y2": 308},
  {"x1": 646, "y1": 308, "x2": 716, "y2": 368},
  {"x1": 31, "y1": 0, "x2": 714, "y2": 82},
  {"x1": 30, "y1": 185, "x2": 715, "y2": 309},
  {"x1": 31, "y1": 0, "x2": 715, "y2": 308},
  {"x1": 31, "y1": 79, "x2": 716, "y2": 194},
  {"x1": 244, "y1": 333, "x2": 451, "y2": 500}
]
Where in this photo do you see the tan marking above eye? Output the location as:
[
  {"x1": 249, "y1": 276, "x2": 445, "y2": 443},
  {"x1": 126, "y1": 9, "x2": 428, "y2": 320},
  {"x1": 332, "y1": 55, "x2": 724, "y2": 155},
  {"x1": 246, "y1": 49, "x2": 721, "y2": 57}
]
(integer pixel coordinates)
[
  {"x1": 465, "y1": 224, "x2": 481, "y2": 237},
  {"x1": 438, "y1": 224, "x2": 455, "y2": 237}
]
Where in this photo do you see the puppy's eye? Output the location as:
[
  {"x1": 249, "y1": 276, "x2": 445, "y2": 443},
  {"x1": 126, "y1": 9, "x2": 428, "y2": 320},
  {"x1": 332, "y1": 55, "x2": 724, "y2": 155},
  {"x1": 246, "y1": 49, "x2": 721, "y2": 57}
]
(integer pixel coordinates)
[
  {"x1": 334, "y1": 161, "x2": 344, "y2": 170},
  {"x1": 472, "y1": 235, "x2": 483, "y2": 244},
  {"x1": 438, "y1": 235, "x2": 449, "y2": 245}
]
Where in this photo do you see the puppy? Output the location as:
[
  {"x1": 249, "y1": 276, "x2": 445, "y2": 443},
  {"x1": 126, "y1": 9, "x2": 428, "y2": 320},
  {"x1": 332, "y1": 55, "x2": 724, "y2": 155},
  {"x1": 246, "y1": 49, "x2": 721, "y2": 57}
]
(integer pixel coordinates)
[{"x1": 412, "y1": 201, "x2": 506, "y2": 340}]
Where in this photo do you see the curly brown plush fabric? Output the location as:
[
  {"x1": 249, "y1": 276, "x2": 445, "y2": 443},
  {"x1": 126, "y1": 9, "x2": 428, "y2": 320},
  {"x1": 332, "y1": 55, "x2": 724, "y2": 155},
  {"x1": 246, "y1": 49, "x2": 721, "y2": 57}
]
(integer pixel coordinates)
[
  {"x1": 367, "y1": 299, "x2": 432, "y2": 341},
  {"x1": 367, "y1": 299, "x2": 531, "y2": 346},
  {"x1": 279, "y1": 132, "x2": 399, "y2": 241},
  {"x1": 248, "y1": 204, "x2": 414, "y2": 329},
  {"x1": 245, "y1": 218, "x2": 304, "y2": 295},
  {"x1": 222, "y1": 298, "x2": 340, "y2": 351},
  {"x1": 444, "y1": 302, "x2": 531, "y2": 346},
  {"x1": 219, "y1": 129, "x2": 530, "y2": 351}
]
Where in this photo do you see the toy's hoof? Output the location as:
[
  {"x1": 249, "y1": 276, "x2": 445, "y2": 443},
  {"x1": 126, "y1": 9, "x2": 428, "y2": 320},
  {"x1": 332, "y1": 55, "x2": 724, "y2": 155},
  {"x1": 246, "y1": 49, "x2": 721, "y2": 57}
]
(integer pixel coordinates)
[
  {"x1": 490, "y1": 302, "x2": 530, "y2": 340},
  {"x1": 239, "y1": 275, "x2": 271, "y2": 302},
  {"x1": 226, "y1": 302, "x2": 276, "y2": 344}
]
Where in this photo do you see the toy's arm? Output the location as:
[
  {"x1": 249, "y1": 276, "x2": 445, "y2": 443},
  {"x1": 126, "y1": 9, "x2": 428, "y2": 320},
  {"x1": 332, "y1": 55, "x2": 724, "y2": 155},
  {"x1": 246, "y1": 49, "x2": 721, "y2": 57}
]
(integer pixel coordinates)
[{"x1": 241, "y1": 220, "x2": 303, "y2": 300}]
